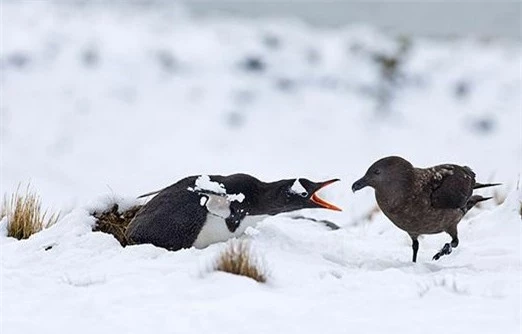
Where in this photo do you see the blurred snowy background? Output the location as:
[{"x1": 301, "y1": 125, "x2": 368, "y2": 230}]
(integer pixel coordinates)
[
  {"x1": 1, "y1": 1, "x2": 521, "y2": 334},
  {"x1": 1, "y1": 1, "x2": 520, "y2": 214}
]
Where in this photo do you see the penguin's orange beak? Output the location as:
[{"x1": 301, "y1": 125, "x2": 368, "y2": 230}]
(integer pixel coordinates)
[{"x1": 310, "y1": 179, "x2": 343, "y2": 211}]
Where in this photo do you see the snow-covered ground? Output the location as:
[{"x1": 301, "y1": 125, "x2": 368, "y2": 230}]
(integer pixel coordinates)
[{"x1": 1, "y1": 2, "x2": 521, "y2": 334}]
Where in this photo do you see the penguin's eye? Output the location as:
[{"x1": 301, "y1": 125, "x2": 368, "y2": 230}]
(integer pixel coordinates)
[
  {"x1": 299, "y1": 191, "x2": 308, "y2": 197},
  {"x1": 374, "y1": 169, "x2": 381, "y2": 175}
]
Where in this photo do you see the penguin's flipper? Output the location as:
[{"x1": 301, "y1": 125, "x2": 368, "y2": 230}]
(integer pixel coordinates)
[
  {"x1": 226, "y1": 201, "x2": 249, "y2": 233},
  {"x1": 127, "y1": 189, "x2": 208, "y2": 250}
]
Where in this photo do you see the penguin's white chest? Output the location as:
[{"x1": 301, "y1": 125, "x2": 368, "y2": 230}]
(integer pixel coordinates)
[
  {"x1": 192, "y1": 214, "x2": 267, "y2": 249},
  {"x1": 192, "y1": 193, "x2": 268, "y2": 249}
]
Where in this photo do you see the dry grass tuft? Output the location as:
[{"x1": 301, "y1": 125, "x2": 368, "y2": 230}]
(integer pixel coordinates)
[
  {"x1": 92, "y1": 203, "x2": 142, "y2": 246},
  {"x1": 215, "y1": 240, "x2": 268, "y2": 283},
  {"x1": 2, "y1": 185, "x2": 59, "y2": 240}
]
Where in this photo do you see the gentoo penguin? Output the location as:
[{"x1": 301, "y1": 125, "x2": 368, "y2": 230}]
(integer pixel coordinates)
[
  {"x1": 352, "y1": 156, "x2": 499, "y2": 262},
  {"x1": 126, "y1": 173, "x2": 341, "y2": 251}
]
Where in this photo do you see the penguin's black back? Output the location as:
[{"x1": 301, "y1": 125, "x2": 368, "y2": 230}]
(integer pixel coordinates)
[{"x1": 126, "y1": 176, "x2": 207, "y2": 250}]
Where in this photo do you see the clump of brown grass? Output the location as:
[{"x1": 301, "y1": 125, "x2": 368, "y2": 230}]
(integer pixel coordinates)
[
  {"x1": 92, "y1": 203, "x2": 142, "y2": 246},
  {"x1": 215, "y1": 240, "x2": 268, "y2": 283},
  {"x1": 2, "y1": 185, "x2": 59, "y2": 240}
]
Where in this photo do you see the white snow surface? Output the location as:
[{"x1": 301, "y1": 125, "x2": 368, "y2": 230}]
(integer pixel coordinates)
[
  {"x1": 193, "y1": 214, "x2": 267, "y2": 249},
  {"x1": 1, "y1": 191, "x2": 521, "y2": 334},
  {"x1": 1, "y1": 2, "x2": 521, "y2": 334}
]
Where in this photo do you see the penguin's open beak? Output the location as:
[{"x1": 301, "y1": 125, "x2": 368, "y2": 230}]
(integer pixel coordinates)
[{"x1": 310, "y1": 179, "x2": 343, "y2": 211}]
